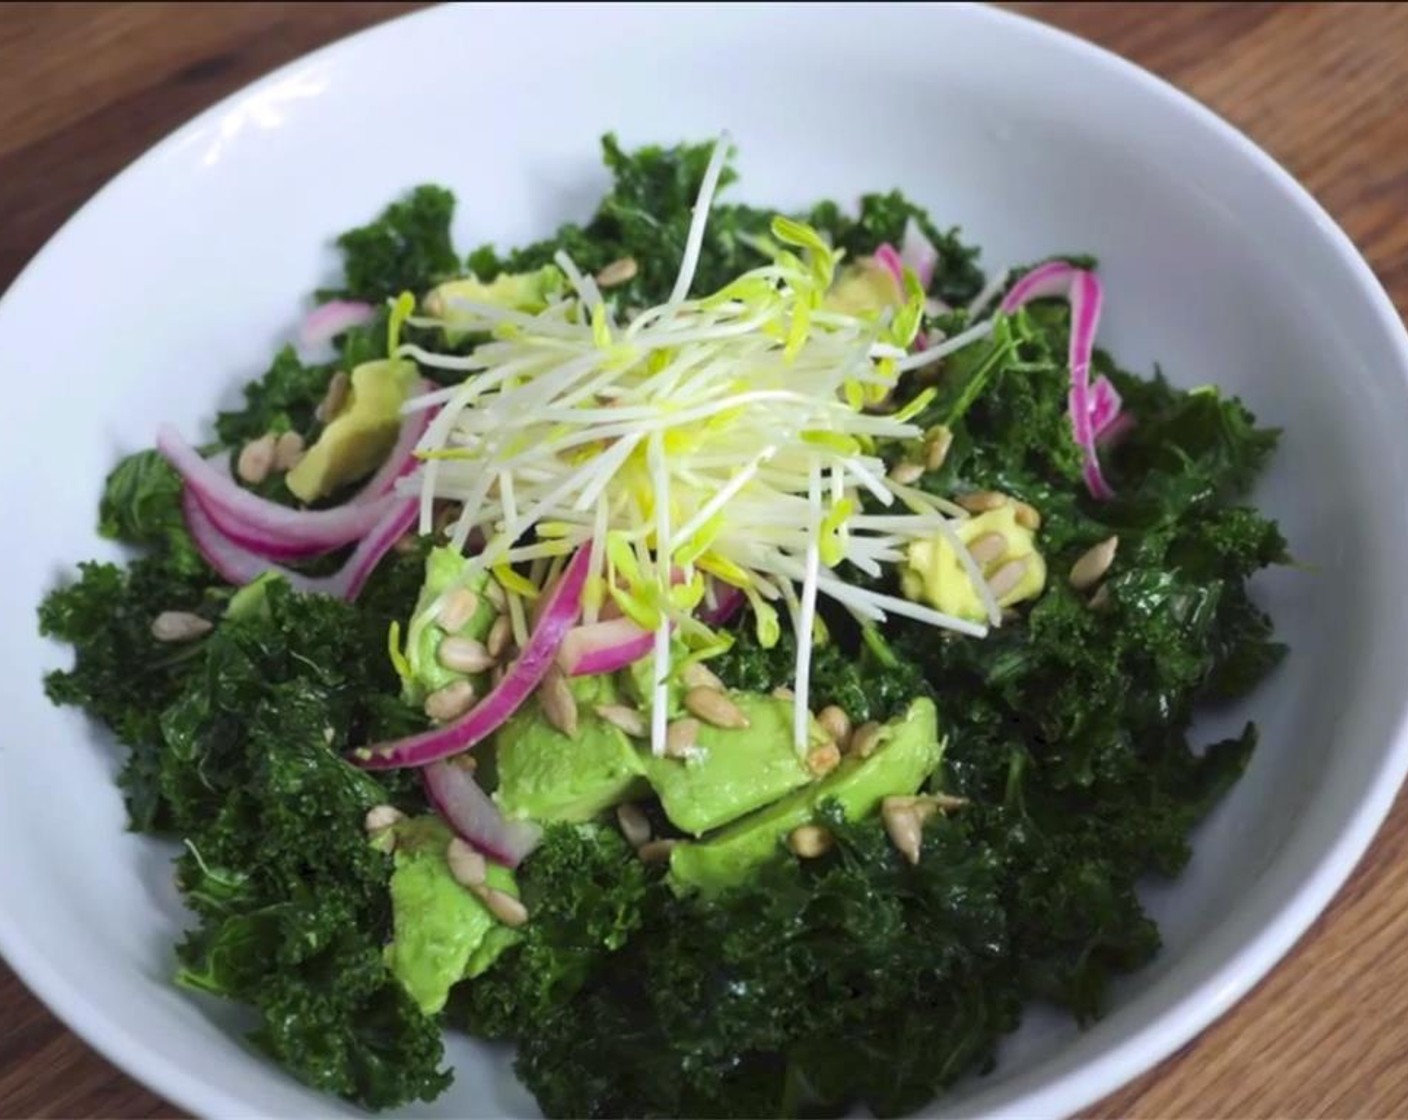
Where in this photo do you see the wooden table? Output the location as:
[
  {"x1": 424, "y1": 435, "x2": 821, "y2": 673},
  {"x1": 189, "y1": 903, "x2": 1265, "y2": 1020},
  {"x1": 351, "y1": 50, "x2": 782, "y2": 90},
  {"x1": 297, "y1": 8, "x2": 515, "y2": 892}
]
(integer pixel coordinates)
[{"x1": 2, "y1": 3, "x2": 1406, "y2": 1117}]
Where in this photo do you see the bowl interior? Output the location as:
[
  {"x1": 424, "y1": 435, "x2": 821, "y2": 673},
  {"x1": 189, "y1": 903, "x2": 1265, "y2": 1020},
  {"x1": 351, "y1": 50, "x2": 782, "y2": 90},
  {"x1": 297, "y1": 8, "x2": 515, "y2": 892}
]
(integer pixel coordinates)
[{"x1": 2, "y1": 5, "x2": 1406, "y2": 1118}]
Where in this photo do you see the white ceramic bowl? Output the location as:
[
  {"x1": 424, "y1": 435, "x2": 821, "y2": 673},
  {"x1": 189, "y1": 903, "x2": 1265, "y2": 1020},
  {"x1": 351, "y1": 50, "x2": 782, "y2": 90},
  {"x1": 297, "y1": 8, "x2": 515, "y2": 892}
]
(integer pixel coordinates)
[{"x1": 3, "y1": 4, "x2": 1405, "y2": 1117}]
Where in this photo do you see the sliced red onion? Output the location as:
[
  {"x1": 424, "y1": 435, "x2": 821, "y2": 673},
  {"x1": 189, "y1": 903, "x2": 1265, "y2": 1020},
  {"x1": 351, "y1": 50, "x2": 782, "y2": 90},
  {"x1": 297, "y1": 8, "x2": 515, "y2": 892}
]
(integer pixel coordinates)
[
  {"x1": 424, "y1": 759, "x2": 542, "y2": 868},
  {"x1": 873, "y1": 243, "x2": 905, "y2": 291},
  {"x1": 697, "y1": 584, "x2": 744, "y2": 627},
  {"x1": 999, "y1": 262, "x2": 1115, "y2": 499},
  {"x1": 299, "y1": 300, "x2": 375, "y2": 347},
  {"x1": 1096, "y1": 410, "x2": 1137, "y2": 448},
  {"x1": 899, "y1": 218, "x2": 939, "y2": 291},
  {"x1": 158, "y1": 418, "x2": 417, "y2": 561},
  {"x1": 182, "y1": 487, "x2": 415, "y2": 601},
  {"x1": 557, "y1": 617, "x2": 654, "y2": 677},
  {"x1": 352, "y1": 545, "x2": 593, "y2": 770},
  {"x1": 1089, "y1": 375, "x2": 1123, "y2": 439}
]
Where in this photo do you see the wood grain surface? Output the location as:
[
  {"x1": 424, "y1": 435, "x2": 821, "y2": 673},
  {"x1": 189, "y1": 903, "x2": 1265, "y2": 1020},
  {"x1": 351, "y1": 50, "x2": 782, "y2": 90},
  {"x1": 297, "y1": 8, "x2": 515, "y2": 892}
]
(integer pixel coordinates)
[{"x1": 2, "y1": 3, "x2": 1405, "y2": 1117}]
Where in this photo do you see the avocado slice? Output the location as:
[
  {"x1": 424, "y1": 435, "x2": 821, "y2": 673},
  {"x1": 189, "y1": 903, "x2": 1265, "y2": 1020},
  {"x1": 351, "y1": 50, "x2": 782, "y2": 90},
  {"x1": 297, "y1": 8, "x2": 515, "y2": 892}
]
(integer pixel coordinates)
[
  {"x1": 424, "y1": 265, "x2": 566, "y2": 325},
  {"x1": 823, "y1": 257, "x2": 903, "y2": 317},
  {"x1": 901, "y1": 504, "x2": 1047, "y2": 622},
  {"x1": 643, "y1": 692, "x2": 818, "y2": 836},
  {"x1": 493, "y1": 672, "x2": 648, "y2": 824},
  {"x1": 382, "y1": 816, "x2": 521, "y2": 1015},
  {"x1": 399, "y1": 547, "x2": 498, "y2": 706},
  {"x1": 669, "y1": 697, "x2": 943, "y2": 894},
  {"x1": 286, "y1": 358, "x2": 418, "y2": 503}
]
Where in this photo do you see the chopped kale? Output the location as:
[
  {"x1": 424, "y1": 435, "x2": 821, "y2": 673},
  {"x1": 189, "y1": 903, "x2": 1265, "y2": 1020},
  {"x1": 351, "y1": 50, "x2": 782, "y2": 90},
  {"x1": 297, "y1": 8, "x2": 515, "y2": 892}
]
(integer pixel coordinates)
[{"x1": 332, "y1": 184, "x2": 460, "y2": 303}]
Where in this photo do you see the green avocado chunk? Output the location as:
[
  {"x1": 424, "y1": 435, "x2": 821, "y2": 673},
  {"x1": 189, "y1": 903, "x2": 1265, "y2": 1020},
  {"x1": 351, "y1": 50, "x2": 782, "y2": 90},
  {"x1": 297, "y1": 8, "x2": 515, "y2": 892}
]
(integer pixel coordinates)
[
  {"x1": 286, "y1": 358, "x2": 418, "y2": 503},
  {"x1": 398, "y1": 547, "x2": 497, "y2": 706},
  {"x1": 669, "y1": 697, "x2": 943, "y2": 895},
  {"x1": 493, "y1": 672, "x2": 648, "y2": 824},
  {"x1": 381, "y1": 817, "x2": 520, "y2": 1015},
  {"x1": 644, "y1": 692, "x2": 818, "y2": 836},
  {"x1": 424, "y1": 266, "x2": 566, "y2": 328}
]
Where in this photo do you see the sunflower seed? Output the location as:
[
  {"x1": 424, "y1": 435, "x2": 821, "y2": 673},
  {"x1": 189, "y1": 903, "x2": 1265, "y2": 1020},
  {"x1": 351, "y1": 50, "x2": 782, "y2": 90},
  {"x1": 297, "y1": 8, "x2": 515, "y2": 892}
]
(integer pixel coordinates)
[
  {"x1": 424, "y1": 680, "x2": 475, "y2": 723},
  {"x1": 923, "y1": 425, "x2": 954, "y2": 472},
  {"x1": 816, "y1": 706, "x2": 852, "y2": 751},
  {"x1": 150, "y1": 611, "x2": 212, "y2": 642},
  {"x1": 446, "y1": 838, "x2": 487, "y2": 888},
  {"x1": 484, "y1": 580, "x2": 507, "y2": 610},
  {"x1": 616, "y1": 803, "x2": 652, "y2": 847},
  {"x1": 882, "y1": 800, "x2": 923, "y2": 865},
  {"x1": 664, "y1": 718, "x2": 700, "y2": 758},
  {"x1": 236, "y1": 433, "x2": 277, "y2": 485},
  {"x1": 684, "y1": 687, "x2": 750, "y2": 730},
  {"x1": 364, "y1": 804, "x2": 404, "y2": 834},
  {"x1": 638, "y1": 839, "x2": 678, "y2": 864},
  {"x1": 1012, "y1": 500, "x2": 1042, "y2": 531},
  {"x1": 850, "y1": 721, "x2": 883, "y2": 758},
  {"x1": 681, "y1": 661, "x2": 726, "y2": 692},
  {"x1": 806, "y1": 742, "x2": 842, "y2": 777},
  {"x1": 271, "y1": 431, "x2": 303, "y2": 472},
  {"x1": 437, "y1": 636, "x2": 496, "y2": 674},
  {"x1": 770, "y1": 686, "x2": 795, "y2": 701},
  {"x1": 486, "y1": 612, "x2": 513, "y2": 658},
  {"x1": 787, "y1": 824, "x2": 834, "y2": 859},
  {"x1": 1088, "y1": 584, "x2": 1112, "y2": 610},
  {"x1": 957, "y1": 490, "x2": 1008, "y2": 514},
  {"x1": 596, "y1": 704, "x2": 647, "y2": 738},
  {"x1": 888, "y1": 461, "x2": 925, "y2": 486},
  {"x1": 1070, "y1": 535, "x2": 1119, "y2": 591},
  {"x1": 316, "y1": 370, "x2": 350, "y2": 422},
  {"x1": 885, "y1": 794, "x2": 943, "y2": 825},
  {"x1": 437, "y1": 588, "x2": 479, "y2": 633},
  {"x1": 540, "y1": 667, "x2": 578, "y2": 737},
  {"x1": 476, "y1": 885, "x2": 529, "y2": 927},
  {"x1": 986, "y1": 557, "x2": 1029, "y2": 600},
  {"x1": 595, "y1": 257, "x2": 639, "y2": 288},
  {"x1": 967, "y1": 532, "x2": 1007, "y2": 566}
]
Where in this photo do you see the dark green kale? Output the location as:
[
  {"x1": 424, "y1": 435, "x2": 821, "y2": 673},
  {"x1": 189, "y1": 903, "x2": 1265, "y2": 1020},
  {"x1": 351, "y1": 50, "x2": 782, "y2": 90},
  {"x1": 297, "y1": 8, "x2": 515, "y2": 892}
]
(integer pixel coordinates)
[
  {"x1": 98, "y1": 450, "x2": 207, "y2": 578},
  {"x1": 804, "y1": 191, "x2": 986, "y2": 305},
  {"x1": 43, "y1": 471, "x2": 442, "y2": 1106},
  {"x1": 332, "y1": 184, "x2": 460, "y2": 303},
  {"x1": 715, "y1": 624, "x2": 931, "y2": 726},
  {"x1": 166, "y1": 580, "x2": 445, "y2": 1109},
  {"x1": 490, "y1": 805, "x2": 1016, "y2": 1118},
  {"x1": 42, "y1": 453, "x2": 219, "y2": 828},
  {"x1": 467, "y1": 134, "x2": 771, "y2": 308},
  {"x1": 451, "y1": 822, "x2": 651, "y2": 1039},
  {"x1": 214, "y1": 345, "x2": 331, "y2": 447},
  {"x1": 467, "y1": 134, "x2": 986, "y2": 308}
]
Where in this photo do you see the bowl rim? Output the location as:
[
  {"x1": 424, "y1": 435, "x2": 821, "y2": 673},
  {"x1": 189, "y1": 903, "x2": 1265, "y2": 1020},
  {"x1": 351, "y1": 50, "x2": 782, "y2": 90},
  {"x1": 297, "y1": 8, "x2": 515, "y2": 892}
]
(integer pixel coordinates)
[{"x1": 3, "y1": 3, "x2": 1407, "y2": 1118}]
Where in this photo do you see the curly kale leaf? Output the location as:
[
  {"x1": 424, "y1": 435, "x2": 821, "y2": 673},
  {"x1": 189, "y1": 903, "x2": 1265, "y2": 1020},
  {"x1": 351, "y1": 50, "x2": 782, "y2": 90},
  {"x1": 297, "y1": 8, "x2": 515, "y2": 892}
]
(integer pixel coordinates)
[
  {"x1": 468, "y1": 134, "x2": 771, "y2": 308},
  {"x1": 450, "y1": 822, "x2": 650, "y2": 1039},
  {"x1": 39, "y1": 552, "x2": 217, "y2": 830},
  {"x1": 804, "y1": 190, "x2": 986, "y2": 305},
  {"x1": 165, "y1": 581, "x2": 446, "y2": 1108},
  {"x1": 332, "y1": 184, "x2": 460, "y2": 303},
  {"x1": 97, "y1": 450, "x2": 207, "y2": 577},
  {"x1": 468, "y1": 134, "x2": 986, "y2": 310},
  {"x1": 213, "y1": 344, "x2": 332, "y2": 448},
  {"x1": 499, "y1": 807, "x2": 1015, "y2": 1119}
]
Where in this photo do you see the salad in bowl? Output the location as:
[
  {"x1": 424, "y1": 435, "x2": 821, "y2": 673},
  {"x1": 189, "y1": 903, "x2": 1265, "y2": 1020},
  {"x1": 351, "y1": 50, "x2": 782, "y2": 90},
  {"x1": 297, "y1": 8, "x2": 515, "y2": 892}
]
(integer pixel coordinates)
[{"x1": 39, "y1": 133, "x2": 1286, "y2": 1117}]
